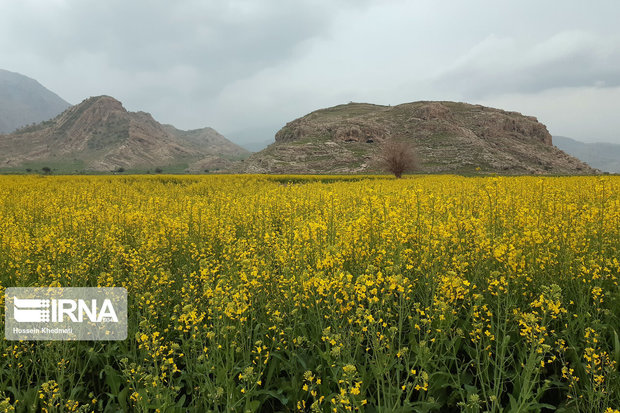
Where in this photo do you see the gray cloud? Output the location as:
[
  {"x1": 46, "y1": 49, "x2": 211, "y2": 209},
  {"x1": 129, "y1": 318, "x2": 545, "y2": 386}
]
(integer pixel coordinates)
[
  {"x1": 479, "y1": 86, "x2": 620, "y2": 143},
  {"x1": 434, "y1": 31, "x2": 620, "y2": 97},
  {"x1": 1, "y1": 0, "x2": 620, "y2": 143},
  {"x1": 2, "y1": 1, "x2": 339, "y2": 91}
]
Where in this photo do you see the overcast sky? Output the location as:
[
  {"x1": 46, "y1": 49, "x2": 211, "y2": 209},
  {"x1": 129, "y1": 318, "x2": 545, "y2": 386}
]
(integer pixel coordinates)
[{"x1": 2, "y1": 0, "x2": 620, "y2": 145}]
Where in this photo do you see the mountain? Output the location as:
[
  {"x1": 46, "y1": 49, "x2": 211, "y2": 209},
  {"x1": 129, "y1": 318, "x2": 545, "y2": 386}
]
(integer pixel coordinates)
[
  {"x1": 243, "y1": 101, "x2": 597, "y2": 175},
  {"x1": 0, "y1": 95, "x2": 249, "y2": 173},
  {"x1": 553, "y1": 136, "x2": 620, "y2": 174},
  {"x1": 0, "y1": 69, "x2": 70, "y2": 133}
]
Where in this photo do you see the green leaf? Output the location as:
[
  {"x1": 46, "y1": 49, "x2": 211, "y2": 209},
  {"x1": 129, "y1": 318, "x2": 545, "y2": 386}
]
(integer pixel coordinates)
[
  {"x1": 117, "y1": 387, "x2": 129, "y2": 411},
  {"x1": 255, "y1": 389, "x2": 288, "y2": 405},
  {"x1": 532, "y1": 402, "x2": 557, "y2": 410},
  {"x1": 247, "y1": 399, "x2": 261, "y2": 412},
  {"x1": 613, "y1": 329, "x2": 620, "y2": 365},
  {"x1": 102, "y1": 365, "x2": 123, "y2": 394},
  {"x1": 464, "y1": 384, "x2": 478, "y2": 395},
  {"x1": 508, "y1": 393, "x2": 518, "y2": 411},
  {"x1": 175, "y1": 394, "x2": 187, "y2": 407}
]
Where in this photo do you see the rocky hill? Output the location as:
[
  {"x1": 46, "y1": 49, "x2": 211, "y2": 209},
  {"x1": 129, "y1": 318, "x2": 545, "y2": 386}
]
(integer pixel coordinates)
[
  {"x1": 0, "y1": 69, "x2": 70, "y2": 133},
  {"x1": 0, "y1": 96, "x2": 248, "y2": 173},
  {"x1": 243, "y1": 101, "x2": 597, "y2": 175}
]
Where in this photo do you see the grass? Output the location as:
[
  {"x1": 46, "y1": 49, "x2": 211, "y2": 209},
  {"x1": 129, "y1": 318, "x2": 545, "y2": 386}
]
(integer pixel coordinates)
[{"x1": 0, "y1": 159, "x2": 86, "y2": 174}]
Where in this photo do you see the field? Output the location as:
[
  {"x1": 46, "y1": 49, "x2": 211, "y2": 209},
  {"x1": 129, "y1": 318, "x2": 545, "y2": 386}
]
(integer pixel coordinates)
[{"x1": 0, "y1": 174, "x2": 619, "y2": 412}]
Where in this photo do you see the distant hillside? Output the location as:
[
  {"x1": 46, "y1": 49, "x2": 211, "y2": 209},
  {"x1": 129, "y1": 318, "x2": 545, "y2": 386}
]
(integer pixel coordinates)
[
  {"x1": 0, "y1": 69, "x2": 70, "y2": 133},
  {"x1": 0, "y1": 95, "x2": 249, "y2": 173},
  {"x1": 244, "y1": 101, "x2": 596, "y2": 175},
  {"x1": 553, "y1": 136, "x2": 620, "y2": 174}
]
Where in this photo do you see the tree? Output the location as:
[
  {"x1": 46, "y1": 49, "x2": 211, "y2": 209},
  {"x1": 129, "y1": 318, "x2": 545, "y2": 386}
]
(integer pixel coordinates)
[
  {"x1": 41, "y1": 166, "x2": 52, "y2": 175},
  {"x1": 378, "y1": 139, "x2": 417, "y2": 178}
]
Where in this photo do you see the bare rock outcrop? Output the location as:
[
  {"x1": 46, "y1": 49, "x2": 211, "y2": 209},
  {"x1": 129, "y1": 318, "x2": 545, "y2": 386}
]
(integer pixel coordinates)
[{"x1": 244, "y1": 101, "x2": 596, "y2": 175}]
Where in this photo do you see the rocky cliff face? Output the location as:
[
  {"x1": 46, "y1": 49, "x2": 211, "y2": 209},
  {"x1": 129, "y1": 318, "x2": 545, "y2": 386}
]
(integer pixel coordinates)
[
  {"x1": 0, "y1": 96, "x2": 248, "y2": 172},
  {"x1": 244, "y1": 101, "x2": 596, "y2": 175}
]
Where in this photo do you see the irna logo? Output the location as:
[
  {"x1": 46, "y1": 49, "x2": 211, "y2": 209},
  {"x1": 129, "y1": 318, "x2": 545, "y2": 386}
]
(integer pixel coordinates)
[
  {"x1": 5, "y1": 287, "x2": 127, "y2": 341},
  {"x1": 13, "y1": 297, "x2": 119, "y2": 323}
]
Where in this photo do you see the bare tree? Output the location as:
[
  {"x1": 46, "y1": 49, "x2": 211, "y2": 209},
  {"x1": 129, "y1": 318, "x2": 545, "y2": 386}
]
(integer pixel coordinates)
[{"x1": 378, "y1": 139, "x2": 417, "y2": 178}]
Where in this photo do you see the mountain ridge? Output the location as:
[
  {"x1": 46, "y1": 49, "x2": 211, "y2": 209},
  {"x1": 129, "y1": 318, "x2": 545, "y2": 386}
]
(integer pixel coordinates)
[
  {"x1": 0, "y1": 69, "x2": 70, "y2": 133},
  {"x1": 0, "y1": 95, "x2": 248, "y2": 173},
  {"x1": 553, "y1": 136, "x2": 620, "y2": 174}
]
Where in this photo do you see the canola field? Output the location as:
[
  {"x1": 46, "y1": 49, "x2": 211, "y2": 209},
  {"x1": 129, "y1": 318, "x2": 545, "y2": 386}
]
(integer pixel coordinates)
[{"x1": 0, "y1": 174, "x2": 619, "y2": 413}]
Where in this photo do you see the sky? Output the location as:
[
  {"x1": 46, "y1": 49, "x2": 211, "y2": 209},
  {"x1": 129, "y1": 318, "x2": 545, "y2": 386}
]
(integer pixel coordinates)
[{"x1": 1, "y1": 0, "x2": 620, "y2": 146}]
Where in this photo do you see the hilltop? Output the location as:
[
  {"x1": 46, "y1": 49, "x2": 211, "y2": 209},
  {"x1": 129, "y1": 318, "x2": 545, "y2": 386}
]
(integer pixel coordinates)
[
  {"x1": 0, "y1": 96, "x2": 248, "y2": 173},
  {"x1": 243, "y1": 101, "x2": 597, "y2": 175},
  {"x1": 0, "y1": 69, "x2": 70, "y2": 133}
]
